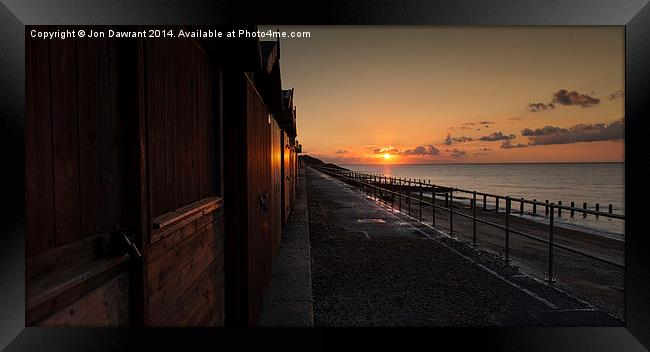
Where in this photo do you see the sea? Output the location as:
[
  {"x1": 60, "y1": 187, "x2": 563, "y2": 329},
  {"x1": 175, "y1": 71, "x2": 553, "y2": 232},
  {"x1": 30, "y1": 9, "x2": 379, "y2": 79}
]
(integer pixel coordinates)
[{"x1": 342, "y1": 163, "x2": 625, "y2": 240}]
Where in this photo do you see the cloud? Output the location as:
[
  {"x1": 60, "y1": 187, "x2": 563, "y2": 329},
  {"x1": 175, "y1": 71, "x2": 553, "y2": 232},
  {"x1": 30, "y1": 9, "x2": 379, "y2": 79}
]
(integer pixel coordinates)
[
  {"x1": 501, "y1": 140, "x2": 529, "y2": 149},
  {"x1": 444, "y1": 133, "x2": 473, "y2": 145},
  {"x1": 479, "y1": 131, "x2": 516, "y2": 141},
  {"x1": 552, "y1": 89, "x2": 600, "y2": 108},
  {"x1": 373, "y1": 146, "x2": 400, "y2": 154},
  {"x1": 527, "y1": 102, "x2": 556, "y2": 113},
  {"x1": 335, "y1": 149, "x2": 349, "y2": 154},
  {"x1": 373, "y1": 145, "x2": 440, "y2": 156},
  {"x1": 403, "y1": 145, "x2": 440, "y2": 156},
  {"x1": 522, "y1": 118, "x2": 624, "y2": 145},
  {"x1": 459, "y1": 120, "x2": 492, "y2": 129},
  {"x1": 521, "y1": 126, "x2": 565, "y2": 136},
  {"x1": 450, "y1": 148, "x2": 466, "y2": 158},
  {"x1": 608, "y1": 89, "x2": 624, "y2": 101}
]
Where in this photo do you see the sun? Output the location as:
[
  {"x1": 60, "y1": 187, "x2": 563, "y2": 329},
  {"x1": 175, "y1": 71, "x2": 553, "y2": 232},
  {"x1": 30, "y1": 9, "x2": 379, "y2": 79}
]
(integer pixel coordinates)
[{"x1": 383, "y1": 153, "x2": 392, "y2": 160}]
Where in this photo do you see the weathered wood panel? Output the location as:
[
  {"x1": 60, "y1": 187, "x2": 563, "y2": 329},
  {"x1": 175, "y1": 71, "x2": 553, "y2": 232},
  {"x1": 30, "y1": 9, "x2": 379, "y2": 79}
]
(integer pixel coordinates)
[
  {"x1": 27, "y1": 29, "x2": 226, "y2": 327},
  {"x1": 147, "y1": 200, "x2": 224, "y2": 326},
  {"x1": 50, "y1": 39, "x2": 81, "y2": 247},
  {"x1": 26, "y1": 34, "x2": 132, "y2": 327},
  {"x1": 142, "y1": 38, "x2": 222, "y2": 326},
  {"x1": 245, "y1": 77, "x2": 274, "y2": 324},
  {"x1": 27, "y1": 36, "x2": 127, "y2": 255},
  {"x1": 39, "y1": 271, "x2": 129, "y2": 326},
  {"x1": 144, "y1": 39, "x2": 215, "y2": 219}
]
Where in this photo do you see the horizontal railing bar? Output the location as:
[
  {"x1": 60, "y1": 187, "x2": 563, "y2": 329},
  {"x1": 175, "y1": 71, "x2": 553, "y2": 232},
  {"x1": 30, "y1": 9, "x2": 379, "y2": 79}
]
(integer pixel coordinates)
[{"x1": 315, "y1": 166, "x2": 624, "y2": 220}]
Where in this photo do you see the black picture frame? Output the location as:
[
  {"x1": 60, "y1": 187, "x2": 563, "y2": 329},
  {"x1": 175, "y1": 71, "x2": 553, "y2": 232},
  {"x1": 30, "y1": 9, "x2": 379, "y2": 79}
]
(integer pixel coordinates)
[{"x1": 1, "y1": 0, "x2": 648, "y2": 351}]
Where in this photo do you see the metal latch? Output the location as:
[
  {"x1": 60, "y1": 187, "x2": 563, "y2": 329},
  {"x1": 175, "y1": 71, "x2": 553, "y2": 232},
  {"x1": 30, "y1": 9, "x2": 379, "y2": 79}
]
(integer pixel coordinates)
[
  {"x1": 112, "y1": 228, "x2": 142, "y2": 259},
  {"x1": 96, "y1": 227, "x2": 143, "y2": 260},
  {"x1": 258, "y1": 191, "x2": 269, "y2": 212}
]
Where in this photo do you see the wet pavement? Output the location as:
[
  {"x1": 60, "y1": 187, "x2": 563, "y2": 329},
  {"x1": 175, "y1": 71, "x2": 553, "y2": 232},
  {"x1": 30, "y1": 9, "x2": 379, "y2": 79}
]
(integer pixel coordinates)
[{"x1": 305, "y1": 167, "x2": 623, "y2": 327}]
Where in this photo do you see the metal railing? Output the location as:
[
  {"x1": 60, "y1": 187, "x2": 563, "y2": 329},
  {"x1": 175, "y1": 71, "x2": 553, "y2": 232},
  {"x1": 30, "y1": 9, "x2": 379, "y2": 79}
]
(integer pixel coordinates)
[{"x1": 311, "y1": 165, "x2": 625, "y2": 283}]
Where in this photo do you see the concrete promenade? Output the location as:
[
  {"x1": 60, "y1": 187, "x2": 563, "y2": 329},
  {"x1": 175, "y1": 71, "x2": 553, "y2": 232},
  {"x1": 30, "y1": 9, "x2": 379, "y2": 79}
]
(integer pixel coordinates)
[
  {"x1": 303, "y1": 167, "x2": 622, "y2": 326},
  {"x1": 259, "y1": 167, "x2": 314, "y2": 327}
]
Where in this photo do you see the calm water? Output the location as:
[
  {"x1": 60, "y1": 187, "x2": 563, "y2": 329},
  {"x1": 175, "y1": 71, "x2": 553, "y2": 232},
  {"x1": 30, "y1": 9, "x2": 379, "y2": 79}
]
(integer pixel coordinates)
[{"x1": 343, "y1": 163, "x2": 625, "y2": 239}]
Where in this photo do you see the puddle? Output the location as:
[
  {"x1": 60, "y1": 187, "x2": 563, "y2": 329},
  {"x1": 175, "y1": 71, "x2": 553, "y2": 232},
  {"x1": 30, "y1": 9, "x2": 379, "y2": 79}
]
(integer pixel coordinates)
[{"x1": 357, "y1": 219, "x2": 386, "y2": 223}]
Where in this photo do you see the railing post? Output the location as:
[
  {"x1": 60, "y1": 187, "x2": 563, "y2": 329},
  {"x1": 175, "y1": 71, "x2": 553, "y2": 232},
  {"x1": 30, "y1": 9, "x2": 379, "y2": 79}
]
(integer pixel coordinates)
[
  {"x1": 383, "y1": 176, "x2": 387, "y2": 206},
  {"x1": 449, "y1": 189, "x2": 454, "y2": 237},
  {"x1": 546, "y1": 203, "x2": 556, "y2": 283},
  {"x1": 596, "y1": 203, "x2": 600, "y2": 217},
  {"x1": 385, "y1": 176, "x2": 388, "y2": 206},
  {"x1": 505, "y1": 196, "x2": 511, "y2": 264},
  {"x1": 397, "y1": 178, "x2": 402, "y2": 212},
  {"x1": 472, "y1": 191, "x2": 477, "y2": 246},
  {"x1": 375, "y1": 175, "x2": 378, "y2": 200},
  {"x1": 583, "y1": 202, "x2": 587, "y2": 217},
  {"x1": 609, "y1": 204, "x2": 613, "y2": 214},
  {"x1": 545, "y1": 200, "x2": 549, "y2": 216},
  {"x1": 390, "y1": 177, "x2": 394, "y2": 210},
  {"x1": 520, "y1": 198, "x2": 524, "y2": 215},
  {"x1": 419, "y1": 180, "x2": 423, "y2": 221},
  {"x1": 495, "y1": 196, "x2": 499, "y2": 212},
  {"x1": 558, "y1": 201, "x2": 562, "y2": 217},
  {"x1": 483, "y1": 194, "x2": 487, "y2": 210},
  {"x1": 533, "y1": 199, "x2": 537, "y2": 215},
  {"x1": 570, "y1": 201, "x2": 575, "y2": 217},
  {"x1": 445, "y1": 192, "x2": 449, "y2": 207},
  {"x1": 432, "y1": 184, "x2": 437, "y2": 227},
  {"x1": 407, "y1": 179, "x2": 411, "y2": 216}
]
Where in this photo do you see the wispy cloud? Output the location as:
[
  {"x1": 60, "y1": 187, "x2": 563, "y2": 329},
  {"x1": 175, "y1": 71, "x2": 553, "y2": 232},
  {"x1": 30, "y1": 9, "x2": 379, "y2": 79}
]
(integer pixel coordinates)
[
  {"x1": 608, "y1": 89, "x2": 624, "y2": 101},
  {"x1": 500, "y1": 140, "x2": 529, "y2": 149},
  {"x1": 444, "y1": 133, "x2": 473, "y2": 145},
  {"x1": 479, "y1": 131, "x2": 516, "y2": 141},
  {"x1": 450, "y1": 148, "x2": 466, "y2": 158},
  {"x1": 527, "y1": 102, "x2": 556, "y2": 113},
  {"x1": 335, "y1": 149, "x2": 349, "y2": 154}
]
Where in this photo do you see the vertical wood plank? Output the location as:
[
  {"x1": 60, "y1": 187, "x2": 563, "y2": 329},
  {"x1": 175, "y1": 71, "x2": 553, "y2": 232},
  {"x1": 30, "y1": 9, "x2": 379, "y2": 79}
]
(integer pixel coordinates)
[
  {"x1": 26, "y1": 38, "x2": 56, "y2": 257},
  {"x1": 163, "y1": 39, "x2": 176, "y2": 214},
  {"x1": 98, "y1": 40, "x2": 122, "y2": 229},
  {"x1": 50, "y1": 39, "x2": 81, "y2": 247},
  {"x1": 77, "y1": 39, "x2": 103, "y2": 237}
]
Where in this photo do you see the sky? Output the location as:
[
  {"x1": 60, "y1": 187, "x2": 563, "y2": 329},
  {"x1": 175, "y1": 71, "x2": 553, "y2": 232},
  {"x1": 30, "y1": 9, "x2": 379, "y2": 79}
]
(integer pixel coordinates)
[{"x1": 271, "y1": 26, "x2": 625, "y2": 164}]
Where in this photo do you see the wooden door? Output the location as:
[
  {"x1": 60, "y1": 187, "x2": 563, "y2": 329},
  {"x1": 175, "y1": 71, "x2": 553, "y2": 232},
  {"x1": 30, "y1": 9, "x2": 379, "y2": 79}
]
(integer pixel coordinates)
[
  {"x1": 271, "y1": 119, "x2": 282, "y2": 252},
  {"x1": 244, "y1": 78, "x2": 274, "y2": 324},
  {"x1": 141, "y1": 38, "x2": 224, "y2": 326},
  {"x1": 26, "y1": 34, "x2": 143, "y2": 326}
]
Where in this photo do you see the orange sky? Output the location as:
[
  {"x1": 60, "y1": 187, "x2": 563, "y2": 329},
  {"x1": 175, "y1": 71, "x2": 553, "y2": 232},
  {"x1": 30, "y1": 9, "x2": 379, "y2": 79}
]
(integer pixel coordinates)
[{"x1": 270, "y1": 26, "x2": 625, "y2": 164}]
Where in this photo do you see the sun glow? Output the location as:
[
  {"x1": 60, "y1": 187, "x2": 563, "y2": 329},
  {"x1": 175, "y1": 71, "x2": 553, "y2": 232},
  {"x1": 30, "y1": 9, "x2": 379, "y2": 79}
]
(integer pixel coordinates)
[{"x1": 382, "y1": 153, "x2": 392, "y2": 160}]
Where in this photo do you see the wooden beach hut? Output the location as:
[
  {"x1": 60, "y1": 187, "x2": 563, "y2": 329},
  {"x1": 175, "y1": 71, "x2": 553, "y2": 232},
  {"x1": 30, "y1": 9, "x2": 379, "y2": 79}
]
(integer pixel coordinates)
[
  {"x1": 278, "y1": 89, "x2": 299, "y2": 225},
  {"x1": 26, "y1": 26, "x2": 299, "y2": 327}
]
